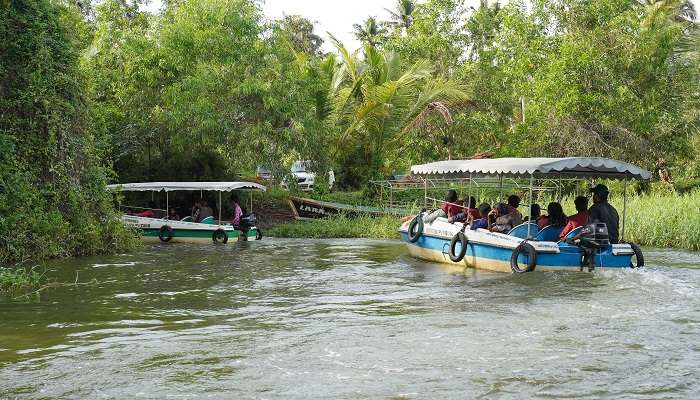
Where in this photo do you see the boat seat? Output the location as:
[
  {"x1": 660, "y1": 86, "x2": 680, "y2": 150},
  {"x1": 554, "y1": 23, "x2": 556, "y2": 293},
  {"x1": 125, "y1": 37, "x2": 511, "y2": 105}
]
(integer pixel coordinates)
[
  {"x1": 564, "y1": 226, "x2": 584, "y2": 239},
  {"x1": 534, "y1": 225, "x2": 564, "y2": 241},
  {"x1": 200, "y1": 216, "x2": 215, "y2": 225},
  {"x1": 508, "y1": 222, "x2": 539, "y2": 239},
  {"x1": 180, "y1": 216, "x2": 193, "y2": 222}
]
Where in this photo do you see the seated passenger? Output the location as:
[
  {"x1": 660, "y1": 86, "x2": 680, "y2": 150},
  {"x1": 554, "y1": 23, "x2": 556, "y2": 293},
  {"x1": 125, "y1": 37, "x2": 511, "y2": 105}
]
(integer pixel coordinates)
[
  {"x1": 423, "y1": 190, "x2": 462, "y2": 224},
  {"x1": 524, "y1": 203, "x2": 541, "y2": 222},
  {"x1": 199, "y1": 200, "x2": 214, "y2": 222},
  {"x1": 506, "y1": 195, "x2": 523, "y2": 226},
  {"x1": 538, "y1": 202, "x2": 567, "y2": 229},
  {"x1": 167, "y1": 207, "x2": 180, "y2": 221},
  {"x1": 191, "y1": 200, "x2": 202, "y2": 222},
  {"x1": 488, "y1": 203, "x2": 518, "y2": 233},
  {"x1": 136, "y1": 201, "x2": 157, "y2": 218},
  {"x1": 448, "y1": 196, "x2": 479, "y2": 223},
  {"x1": 470, "y1": 203, "x2": 492, "y2": 230},
  {"x1": 559, "y1": 196, "x2": 589, "y2": 239}
]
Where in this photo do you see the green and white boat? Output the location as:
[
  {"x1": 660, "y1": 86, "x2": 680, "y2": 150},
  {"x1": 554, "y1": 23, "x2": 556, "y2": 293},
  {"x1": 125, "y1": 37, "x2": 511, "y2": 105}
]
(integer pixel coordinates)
[{"x1": 107, "y1": 182, "x2": 266, "y2": 244}]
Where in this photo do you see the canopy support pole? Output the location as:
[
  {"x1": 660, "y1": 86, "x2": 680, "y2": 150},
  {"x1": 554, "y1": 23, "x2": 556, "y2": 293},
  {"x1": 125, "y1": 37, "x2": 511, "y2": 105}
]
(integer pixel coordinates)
[
  {"x1": 166, "y1": 192, "x2": 169, "y2": 220},
  {"x1": 498, "y1": 174, "x2": 503, "y2": 202},
  {"x1": 250, "y1": 190, "x2": 253, "y2": 214},
  {"x1": 468, "y1": 173, "x2": 473, "y2": 225},
  {"x1": 219, "y1": 191, "x2": 222, "y2": 226},
  {"x1": 424, "y1": 177, "x2": 428, "y2": 209},
  {"x1": 622, "y1": 178, "x2": 628, "y2": 242},
  {"x1": 527, "y1": 174, "x2": 534, "y2": 239}
]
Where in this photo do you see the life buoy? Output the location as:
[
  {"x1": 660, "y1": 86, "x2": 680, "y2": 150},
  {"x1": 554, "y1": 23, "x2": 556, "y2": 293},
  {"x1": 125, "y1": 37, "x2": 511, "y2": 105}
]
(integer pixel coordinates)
[
  {"x1": 449, "y1": 232, "x2": 468, "y2": 262},
  {"x1": 511, "y1": 241, "x2": 537, "y2": 273},
  {"x1": 408, "y1": 216, "x2": 423, "y2": 243},
  {"x1": 629, "y1": 242, "x2": 644, "y2": 268},
  {"x1": 159, "y1": 225, "x2": 174, "y2": 242},
  {"x1": 212, "y1": 228, "x2": 228, "y2": 244},
  {"x1": 255, "y1": 228, "x2": 263, "y2": 241}
]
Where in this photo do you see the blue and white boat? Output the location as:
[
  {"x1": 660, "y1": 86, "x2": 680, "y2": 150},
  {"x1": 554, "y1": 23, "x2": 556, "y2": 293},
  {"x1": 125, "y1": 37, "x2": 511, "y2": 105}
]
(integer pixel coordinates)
[{"x1": 399, "y1": 157, "x2": 651, "y2": 273}]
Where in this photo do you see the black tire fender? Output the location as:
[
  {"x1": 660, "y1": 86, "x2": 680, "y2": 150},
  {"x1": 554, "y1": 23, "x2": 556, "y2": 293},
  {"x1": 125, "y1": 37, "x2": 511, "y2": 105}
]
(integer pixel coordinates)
[
  {"x1": 212, "y1": 228, "x2": 228, "y2": 244},
  {"x1": 159, "y1": 225, "x2": 174, "y2": 242},
  {"x1": 408, "y1": 215, "x2": 423, "y2": 243},
  {"x1": 511, "y1": 241, "x2": 537, "y2": 273},
  {"x1": 449, "y1": 231, "x2": 468, "y2": 262},
  {"x1": 629, "y1": 242, "x2": 644, "y2": 268}
]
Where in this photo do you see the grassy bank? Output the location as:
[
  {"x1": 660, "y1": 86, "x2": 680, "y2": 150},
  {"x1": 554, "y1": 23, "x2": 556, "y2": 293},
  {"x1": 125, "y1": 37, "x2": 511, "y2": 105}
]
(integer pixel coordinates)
[
  {"x1": 267, "y1": 191, "x2": 700, "y2": 251},
  {"x1": 0, "y1": 266, "x2": 45, "y2": 298},
  {"x1": 267, "y1": 214, "x2": 400, "y2": 240}
]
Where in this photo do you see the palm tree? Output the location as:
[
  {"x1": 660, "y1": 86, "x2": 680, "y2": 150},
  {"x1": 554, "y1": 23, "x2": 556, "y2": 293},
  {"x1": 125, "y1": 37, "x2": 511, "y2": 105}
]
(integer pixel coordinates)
[
  {"x1": 327, "y1": 35, "x2": 470, "y2": 180},
  {"x1": 353, "y1": 17, "x2": 387, "y2": 47},
  {"x1": 640, "y1": 0, "x2": 696, "y2": 28},
  {"x1": 385, "y1": 0, "x2": 416, "y2": 33}
]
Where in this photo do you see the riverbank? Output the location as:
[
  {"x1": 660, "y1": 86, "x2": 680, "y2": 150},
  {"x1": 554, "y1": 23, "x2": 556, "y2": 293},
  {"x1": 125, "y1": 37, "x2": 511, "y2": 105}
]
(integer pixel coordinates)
[{"x1": 267, "y1": 190, "x2": 700, "y2": 251}]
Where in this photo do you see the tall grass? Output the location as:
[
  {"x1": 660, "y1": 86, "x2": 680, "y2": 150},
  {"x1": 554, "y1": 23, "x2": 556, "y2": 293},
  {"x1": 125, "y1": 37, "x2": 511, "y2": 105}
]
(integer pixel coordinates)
[
  {"x1": 615, "y1": 191, "x2": 700, "y2": 250},
  {"x1": 267, "y1": 214, "x2": 400, "y2": 240},
  {"x1": 0, "y1": 266, "x2": 45, "y2": 298}
]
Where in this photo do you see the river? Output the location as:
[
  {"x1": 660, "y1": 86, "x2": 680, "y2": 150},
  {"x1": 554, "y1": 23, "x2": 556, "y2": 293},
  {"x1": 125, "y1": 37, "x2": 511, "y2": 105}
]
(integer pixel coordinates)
[{"x1": 1, "y1": 239, "x2": 699, "y2": 399}]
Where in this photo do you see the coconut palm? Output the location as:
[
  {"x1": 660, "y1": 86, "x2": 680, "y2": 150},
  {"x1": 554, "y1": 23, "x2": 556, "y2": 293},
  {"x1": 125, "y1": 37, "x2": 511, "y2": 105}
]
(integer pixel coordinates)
[
  {"x1": 327, "y1": 35, "x2": 470, "y2": 179},
  {"x1": 353, "y1": 17, "x2": 387, "y2": 47},
  {"x1": 385, "y1": 0, "x2": 416, "y2": 33}
]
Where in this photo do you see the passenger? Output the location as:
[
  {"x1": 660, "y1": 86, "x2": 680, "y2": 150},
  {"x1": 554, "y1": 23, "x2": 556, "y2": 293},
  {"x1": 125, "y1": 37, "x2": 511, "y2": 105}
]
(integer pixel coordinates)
[
  {"x1": 448, "y1": 196, "x2": 479, "y2": 223},
  {"x1": 423, "y1": 190, "x2": 461, "y2": 224},
  {"x1": 470, "y1": 203, "x2": 492, "y2": 230},
  {"x1": 538, "y1": 202, "x2": 567, "y2": 229},
  {"x1": 524, "y1": 203, "x2": 541, "y2": 222},
  {"x1": 559, "y1": 196, "x2": 589, "y2": 239},
  {"x1": 136, "y1": 201, "x2": 157, "y2": 218},
  {"x1": 230, "y1": 195, "x2": 244, "y2": 227},
  {"x1": 488, "y1": 203, "x2": 518, "y2": 233},
  {"x1": 191, "y1": 200, "x2": 202, "y2": 222},
  {"x1": 125, "y1": 208, "x2": 135, "y2": 215},
  {"x1": 506, "y1": 195, "x2": 523, "y2": 225},
  {"x1": 167, "y1": 207, "x2": 180, "y2": 221},
  {"x1": 199, "y1": 200, "x2": 214, "y2": 221},
  {"x1": 588, "y1": 184, "x2": 619, "y2": 243}
]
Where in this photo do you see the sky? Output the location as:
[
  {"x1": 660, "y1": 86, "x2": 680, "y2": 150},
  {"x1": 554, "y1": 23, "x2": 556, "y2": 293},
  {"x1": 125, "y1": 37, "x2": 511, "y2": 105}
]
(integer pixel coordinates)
[{"x1": 142, "y1": 0, "x2": 700, "y2": 52}]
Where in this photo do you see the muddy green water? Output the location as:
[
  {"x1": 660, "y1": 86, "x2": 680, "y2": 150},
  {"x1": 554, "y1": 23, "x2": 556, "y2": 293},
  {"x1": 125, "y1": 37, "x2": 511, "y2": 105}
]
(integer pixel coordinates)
[{"x1": 1, "y1": 239, "x2": 699, "y2": 399}]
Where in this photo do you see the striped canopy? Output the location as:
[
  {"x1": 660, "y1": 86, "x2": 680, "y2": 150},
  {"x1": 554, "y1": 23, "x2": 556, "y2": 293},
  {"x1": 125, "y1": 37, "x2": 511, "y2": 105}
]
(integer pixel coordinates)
[{"x1": 107, "y1": 182, "x2": 267, "y2": 192}]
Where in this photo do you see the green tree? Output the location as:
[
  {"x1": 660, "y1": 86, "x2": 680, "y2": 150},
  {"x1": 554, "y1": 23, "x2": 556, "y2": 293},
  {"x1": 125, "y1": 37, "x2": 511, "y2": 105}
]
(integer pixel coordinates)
[
  {"x1": 353, "y1": 17, "x2": 388, "y2": 47},
  {"x1": 385, "y1": 0, "x2": 417, "y2": 34},
  {"x1": 328, "y1": 36, "x2": 469, "y2": 185},
  {"x1": 277, "y1": 15, "x2": 324, "y2": 56}
]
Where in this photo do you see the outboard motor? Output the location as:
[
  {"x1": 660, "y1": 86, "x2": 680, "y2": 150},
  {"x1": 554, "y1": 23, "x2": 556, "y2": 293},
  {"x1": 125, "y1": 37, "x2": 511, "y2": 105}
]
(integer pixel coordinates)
[
  {"x1": 577, "y1": 223, "x2": 610, "y2": 271},
  {"x1": 239, "y1": 213, "x2": 257, "y2": 231}
]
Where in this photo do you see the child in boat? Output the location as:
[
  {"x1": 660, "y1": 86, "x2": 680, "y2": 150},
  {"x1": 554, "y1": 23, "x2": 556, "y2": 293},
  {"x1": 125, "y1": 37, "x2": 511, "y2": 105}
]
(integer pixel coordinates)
[
  {"x1": 167, "y1": 207, "x2": 180, "y2": 221},
  {"x1": 470, "y1": 203, "x2": 492, "y2": 230},
  {"x1": 559, "y1": 196, "x2": 589, "y2": 239}
]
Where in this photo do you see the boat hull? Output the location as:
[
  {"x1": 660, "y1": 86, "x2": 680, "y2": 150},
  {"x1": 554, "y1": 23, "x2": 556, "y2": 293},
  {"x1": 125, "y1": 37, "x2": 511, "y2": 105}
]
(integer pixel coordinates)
[
  {"x1": 400, "y1": 218, "x2": 634, "y2": 273},
  {"x1": 122, "y1": 216, "x2": 259, "y2": 244}
]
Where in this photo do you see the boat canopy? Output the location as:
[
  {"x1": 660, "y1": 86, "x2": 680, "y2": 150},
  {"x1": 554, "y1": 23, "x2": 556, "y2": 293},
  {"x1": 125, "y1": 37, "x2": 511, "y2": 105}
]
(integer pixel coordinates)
[
  {"x1": 410, "y1": 157, "x2": 651, "y2": 180},
  {"x1": 107, "y1": 182, "x2": 267, "y2": 192}
]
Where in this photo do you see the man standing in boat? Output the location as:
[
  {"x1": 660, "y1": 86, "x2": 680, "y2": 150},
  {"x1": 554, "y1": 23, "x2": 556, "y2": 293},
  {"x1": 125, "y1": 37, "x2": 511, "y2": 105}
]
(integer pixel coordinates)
[{"x1": 588, "y1": 184, "x2": 620, "y2": 244}]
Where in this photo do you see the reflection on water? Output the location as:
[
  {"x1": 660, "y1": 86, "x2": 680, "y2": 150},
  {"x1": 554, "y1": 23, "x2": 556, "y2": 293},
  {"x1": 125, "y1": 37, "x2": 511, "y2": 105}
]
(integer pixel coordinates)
[{"x1": 1, "y1": 240, "x2": 699, "y2": 399}]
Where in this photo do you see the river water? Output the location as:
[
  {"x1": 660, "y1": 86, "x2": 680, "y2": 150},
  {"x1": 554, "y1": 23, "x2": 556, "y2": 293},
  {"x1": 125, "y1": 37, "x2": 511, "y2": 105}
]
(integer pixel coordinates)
[{"x1": 1, "y1": 239, "x2": 699, "y2": 399}]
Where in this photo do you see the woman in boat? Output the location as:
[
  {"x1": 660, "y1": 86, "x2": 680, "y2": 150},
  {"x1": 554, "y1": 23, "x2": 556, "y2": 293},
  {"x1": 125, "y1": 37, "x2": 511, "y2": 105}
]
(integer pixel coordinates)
[
  {"x1": 448, "y1": 196, "x2": 479, "y2": 223},
  {"x1": 488, "y1": 203, "x2": 518, "y2": 233},
  {"x1": 167, "y1": 207, "x2": 180, "y2": 221},
  {"x1": 470, "y1": 203, "x2": 492, "y2": 230},
  {"x1": 524, "y1": 203, "x2": 541, "y2": 222},
  {"x1": 230, "y1": 195, "x2": 244, "y2": 227},
  {"x1": 538, "y1": 202, "x2": 567, "y2": 229},
  {"x1": 191, "y1": 200, "x2": 201, "y2": 222}
]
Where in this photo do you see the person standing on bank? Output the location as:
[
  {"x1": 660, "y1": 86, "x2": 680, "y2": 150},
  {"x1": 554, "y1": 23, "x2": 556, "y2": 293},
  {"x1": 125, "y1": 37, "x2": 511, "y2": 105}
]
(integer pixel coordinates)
[{"x1": 588, "y1": 184, "x2": 620, "y2": 243}]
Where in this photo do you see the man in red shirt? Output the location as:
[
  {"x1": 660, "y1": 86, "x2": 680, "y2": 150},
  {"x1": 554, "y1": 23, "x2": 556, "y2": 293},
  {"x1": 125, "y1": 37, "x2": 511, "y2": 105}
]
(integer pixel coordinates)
[{"x1": 559, "y1": 196, "x2": 589, "y2": 239}]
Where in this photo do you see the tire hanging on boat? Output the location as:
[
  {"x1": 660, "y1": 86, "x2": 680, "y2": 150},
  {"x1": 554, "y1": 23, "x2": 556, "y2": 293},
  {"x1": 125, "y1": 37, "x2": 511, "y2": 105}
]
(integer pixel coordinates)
[
  {"x1": 628, "y1": 242, "x2": 644, "y2": 268},
  {"x1": 212, "y1": 228, "x2": 228, "y2": 244},
  {"x1": 159, "y1": 225, "x2": 174, "y2": 242},
  {"x1": 255, "y1": 228, "x2": 263, "y2": 241},
  {"x1": 511, "y1": 241, "x2": 537, "y2": 273},
  {"x1": 448, "y1": 232, "x2": 468, "y2": 262},
  {"x1": 408, "y1": 215, "x2": 423, "y2": 243}
]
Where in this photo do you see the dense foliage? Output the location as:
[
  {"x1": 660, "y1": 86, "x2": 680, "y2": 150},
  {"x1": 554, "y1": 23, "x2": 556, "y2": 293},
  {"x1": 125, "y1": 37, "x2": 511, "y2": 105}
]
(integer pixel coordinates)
[
  {"x1": 2, "y1": 0, "x2": 700, "y2": 262},
  {"x1": 0, "y1": 0, "x2": 138, "y2": 265}
]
